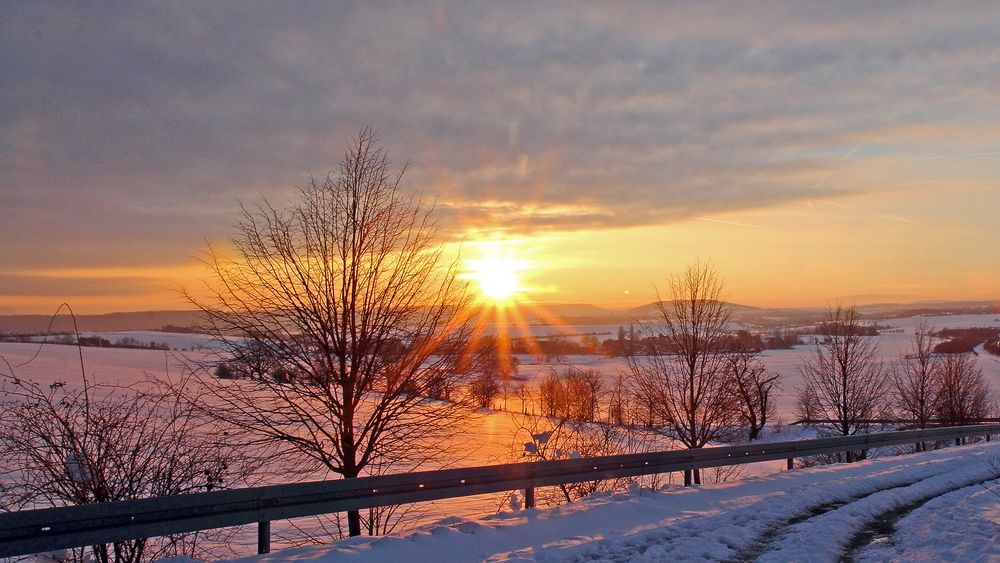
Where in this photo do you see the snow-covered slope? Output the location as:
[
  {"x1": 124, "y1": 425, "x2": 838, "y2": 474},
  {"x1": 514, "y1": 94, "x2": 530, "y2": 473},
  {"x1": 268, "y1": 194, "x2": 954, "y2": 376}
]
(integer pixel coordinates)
[{"x1": 234, "y1": 442, "x2": 1000, "y2": 563}]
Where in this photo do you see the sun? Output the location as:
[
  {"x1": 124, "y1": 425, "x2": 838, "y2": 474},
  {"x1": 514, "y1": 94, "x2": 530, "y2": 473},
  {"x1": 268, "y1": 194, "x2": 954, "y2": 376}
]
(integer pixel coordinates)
[
  {"x1": 463, "y1": 244, "x2": 529, "y2": 304},
  {"x1": 469, "y1": 256, "x2": 521, "y2": 301}
]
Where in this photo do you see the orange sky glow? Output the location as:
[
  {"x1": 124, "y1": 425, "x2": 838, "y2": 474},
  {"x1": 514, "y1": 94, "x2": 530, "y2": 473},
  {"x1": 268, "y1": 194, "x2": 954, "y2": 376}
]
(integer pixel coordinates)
[{"x1": 2, "y1": 4, "x2": 999, "y2": 314}]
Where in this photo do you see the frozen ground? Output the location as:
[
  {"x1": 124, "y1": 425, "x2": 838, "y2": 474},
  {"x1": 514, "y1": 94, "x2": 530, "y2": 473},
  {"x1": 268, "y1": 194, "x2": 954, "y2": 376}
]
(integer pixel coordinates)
[
  {"x1": 231, "y1": 441, "x2": 1000, "y2": 563},
  {"x1": 3, "y1": 313, "x2": 1000, "y2": 558}
]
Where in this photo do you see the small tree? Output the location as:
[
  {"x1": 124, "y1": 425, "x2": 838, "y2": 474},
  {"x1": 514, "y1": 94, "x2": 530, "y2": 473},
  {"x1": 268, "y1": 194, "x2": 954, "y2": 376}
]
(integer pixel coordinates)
[
  {"x1": 892, "y1": 321, "x2": 941, "y2": 450},
  {"x1": 0, "y1": 360, "x2": 254, "y2": 562},
  {"x1": 563, "y1": 368, "x2": 604, "y2": 422},
  {"x1": 510, "y1": 416, "x2": 653, "y2": 507},
  {"x1": 936, "y1": 352, "x2": 990, "y2": 427},
  {"x1": 607, "y1": 372, "x2": 630, "y2": 426},
  {"x1": 626, "y1": 261, "x2": 739, "y2": 484},
  {"x1": 797, "y1": 305, "x2": 887, "y2": 461},
  {"x1": 538, "y1": 370, "x2": 566, "y2": 418},
  {"x1": 725, "y1": 347, "x2": 779, "y2": 441},
  {"x1": 469, "y1": 370, "x2": 501, "y2": 409}
]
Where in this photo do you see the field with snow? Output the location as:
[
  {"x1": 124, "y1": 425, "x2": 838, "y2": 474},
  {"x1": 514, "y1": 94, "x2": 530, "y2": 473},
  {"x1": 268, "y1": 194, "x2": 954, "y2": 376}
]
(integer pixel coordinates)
[{"x1": 3, "y1": 313, "x2": 1000, "y2": 559}]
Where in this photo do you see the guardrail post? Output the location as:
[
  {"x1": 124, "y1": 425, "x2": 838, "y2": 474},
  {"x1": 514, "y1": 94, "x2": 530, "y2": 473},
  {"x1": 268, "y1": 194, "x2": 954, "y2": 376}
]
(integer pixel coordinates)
[
  {"x1": 258, "y1": 521, "x2": 270, "y2": 554},
  {"x1": 683, "y1": 469, "x2": 691, "y2": 486},
  {"x1": 786, "y1": 457, "x2": 793, "y2": 470},
  {"x1": 987, "y1": 434, "x2": 991, "y2": 442},
  {"x1": 524, "y1": 486, "x2": 535, "y2": 509}
]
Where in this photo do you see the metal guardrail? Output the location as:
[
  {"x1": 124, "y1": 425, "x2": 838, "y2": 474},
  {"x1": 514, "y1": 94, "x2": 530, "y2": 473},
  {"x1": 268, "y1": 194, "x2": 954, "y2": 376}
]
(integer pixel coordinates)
[
  {"x1": 790, "y1": 418, "x2": 1000, "y2": 425},
  {"x1": 2, "y1": 424, "x2": 998, "y2": 558}
]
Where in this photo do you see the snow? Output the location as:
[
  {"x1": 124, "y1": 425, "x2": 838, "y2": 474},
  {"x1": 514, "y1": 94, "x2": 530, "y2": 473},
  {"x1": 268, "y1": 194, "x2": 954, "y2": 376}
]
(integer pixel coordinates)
[
  {"x1": 230, "y1": 442, "x2": 1000, "y2": 563},
  {"x1": 4, "y1": 314, "x2": 1000, "y2": 559},
  {"x1": 855, "y1": 469, "x2": 1000, "y2": 562}
]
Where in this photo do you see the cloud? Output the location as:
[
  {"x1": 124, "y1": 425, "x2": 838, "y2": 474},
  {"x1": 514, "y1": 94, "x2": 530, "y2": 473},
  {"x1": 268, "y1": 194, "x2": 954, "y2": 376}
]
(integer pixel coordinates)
[
  {"x1": 3, "y1": 1, "x2": 1000, "y2": 279},
  {"x1": 0, "y1": 274, "x2": 166, "y2": 297}
]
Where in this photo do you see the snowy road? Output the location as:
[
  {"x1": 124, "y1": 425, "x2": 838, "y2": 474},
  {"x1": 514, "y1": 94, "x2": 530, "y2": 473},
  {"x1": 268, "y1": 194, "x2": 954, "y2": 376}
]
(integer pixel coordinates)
[{"x1": 237, "y1": 442, "x2": 1000, "y2": 562}]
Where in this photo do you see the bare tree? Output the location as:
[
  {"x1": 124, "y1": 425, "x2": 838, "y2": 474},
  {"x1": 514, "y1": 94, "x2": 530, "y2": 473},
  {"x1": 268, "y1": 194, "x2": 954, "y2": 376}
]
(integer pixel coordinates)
[
  {"x1": 892, "y1": 321, "x2": 941, "y2": 450},
  {"x1": 607, "y1": 372, "x2": 630, "y2": 426},
  {"x1": 626, "y1": 261, "x2": 739, "y2": 484},
  {"x1": 508, "y1": 415, "x2": 654, "y2": 507},
  {"x1": 797, "y1": 305, "x2": 887, "y2": 459},
  {"x1": 936, "y1": 352, "x2": 990, "y2": 428},
  {"x1": 184, "y1": 129, "x2": 475, "y2": 537},
  {"x1": 468, "y1": 370, "x2": 501, "y2": 409},
  {"x1": 0, "y1": 359, "x2": 254, "y2": 562},
  {"x1": 563, "y1": 368, "x2": 604, "y2": 422},
  {"x1": 794, "y1": 381, "x2": 821, "y2": 423},
  {"x1": 537, "y1": 369, "x2": 565, "y2": 418},
  {"x1": 725, "y1": 347, "x2": 779, "y2": 441}
]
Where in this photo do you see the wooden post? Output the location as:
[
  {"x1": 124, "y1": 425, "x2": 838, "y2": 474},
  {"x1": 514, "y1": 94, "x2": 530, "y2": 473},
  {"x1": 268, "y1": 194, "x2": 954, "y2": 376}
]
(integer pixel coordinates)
[
  {"x1": 684, "y1": 469, "x2": 692, "y2": 486},
  {"x1": 786, "y1": 457, "x2": 794, "y2": 470},
  {"x1": 987, "y1": 434, "x2": 991, "y2": 442},
  {"x1": 524, "y1": 486, "x2": 535, "y2": 509},
  {"x1": 257, "y1": 521, "x2": 271, "y2": 554}
]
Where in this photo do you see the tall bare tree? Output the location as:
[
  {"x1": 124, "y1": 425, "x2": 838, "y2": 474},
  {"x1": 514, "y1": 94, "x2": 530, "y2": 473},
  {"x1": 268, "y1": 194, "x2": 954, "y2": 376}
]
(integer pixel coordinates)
[
  {"x1": 936, "y1": 352, "x2": 990, "y2": 428},
  {"x1": 626, "y1": 261, "x2": 739, "y2": 484},
  {"x1": 185, "y1": 129, "x2": 474, "y2": 537},
  {"x1": 892, "y1": 321, "x2": 941, "y2": 450},
  {"x1": 797, "y1": 305, "x2": 887, "y2": 457}
]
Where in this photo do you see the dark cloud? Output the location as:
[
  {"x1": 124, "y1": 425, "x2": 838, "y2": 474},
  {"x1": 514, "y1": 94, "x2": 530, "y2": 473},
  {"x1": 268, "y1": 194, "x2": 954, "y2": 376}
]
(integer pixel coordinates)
[{"x1": 3, "y1": 1, "x2": 1000, "y2": 274}]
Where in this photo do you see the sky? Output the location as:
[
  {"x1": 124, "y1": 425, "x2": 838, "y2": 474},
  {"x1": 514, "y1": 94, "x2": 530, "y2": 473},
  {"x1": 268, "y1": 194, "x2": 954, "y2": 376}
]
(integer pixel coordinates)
[{"x1": 2, "y1": 2, "x2": 1000, "y2": 314}]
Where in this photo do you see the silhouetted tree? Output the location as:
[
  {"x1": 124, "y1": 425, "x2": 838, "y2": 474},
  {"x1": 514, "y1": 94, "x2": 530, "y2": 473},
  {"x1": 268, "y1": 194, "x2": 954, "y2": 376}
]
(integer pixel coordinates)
[
  {"x1": 469, "y1": 370, "x2": 501, "y2": 409},
  {"x1": 563, "y1": 368, "x2": 604, "y2": 422},
  {"x1": 184, "y1": 129, "x2": 474, "y2": 537},
  {"x1": 797, "y1": 305, "x2": 887, "y2": 460},
  {"x1": 936, "y1": 352, "x2": 990, "y2": 427},
  {"x1": 725, "y1": 347, "x2": 779, "y2": 441},
  {"x1": 626, "y1": 261, "x2": 739, "y2": 484},
  {"x1": 0, "y1": 361, "x2": 254, "y2": 562},
  {"x1": 892, "y1": 321, "x2": 941, "y2": 450}
]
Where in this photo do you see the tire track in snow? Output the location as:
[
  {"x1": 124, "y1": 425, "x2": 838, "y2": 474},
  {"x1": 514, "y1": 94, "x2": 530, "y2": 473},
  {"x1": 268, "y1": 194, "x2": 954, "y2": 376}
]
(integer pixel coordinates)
[
  {"x1": 560, "y1": 459, "x2": 958, "y2": 563},
  {"x1": 752, "y1": 463, "x2": 1000, "y2": 562},
  {"x1": 725, "y1": 478, "x2": 927, "y2": 562},
  {"x1": 841, "y1": 476, "x2": 1000, "y2": 562}
]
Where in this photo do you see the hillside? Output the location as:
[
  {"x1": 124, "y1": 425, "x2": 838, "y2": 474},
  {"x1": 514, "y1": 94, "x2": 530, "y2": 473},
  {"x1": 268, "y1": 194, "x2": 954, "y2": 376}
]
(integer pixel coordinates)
[{"x1": 0, "y1": 310, "x2": 205, "y2": 335}]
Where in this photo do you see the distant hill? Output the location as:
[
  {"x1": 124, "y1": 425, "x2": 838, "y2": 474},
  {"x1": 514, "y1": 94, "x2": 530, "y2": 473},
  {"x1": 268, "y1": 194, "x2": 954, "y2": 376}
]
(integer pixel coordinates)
[
  {"x1": 625, "y1": 301, "x2": 763, "y2": 319},
  {"x1": 0, "y1": 310, "x2": 205, "y2": 335},
  {"x1": 1, "y1": 300, "x2": 994, "y2": 335}
]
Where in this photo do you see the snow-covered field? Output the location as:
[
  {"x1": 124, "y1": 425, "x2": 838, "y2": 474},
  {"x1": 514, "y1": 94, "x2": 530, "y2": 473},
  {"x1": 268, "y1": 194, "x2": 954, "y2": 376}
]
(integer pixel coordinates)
[
  {"x1": 232, "y1": 441, "x2": 1000, "y2": 562},
  {"x1": 3, "y1": 313, "x2": 1000, "y2": 559}
]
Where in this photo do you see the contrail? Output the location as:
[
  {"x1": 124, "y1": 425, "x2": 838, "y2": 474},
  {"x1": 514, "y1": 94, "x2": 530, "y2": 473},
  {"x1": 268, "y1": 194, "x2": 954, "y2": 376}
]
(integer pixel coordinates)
[
  {"x1": 824, "y1": 201, "x2": 925, "y2": 226},
  {"x1": 693, "y1": 217, "x2": 768, "y2": 229}
]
